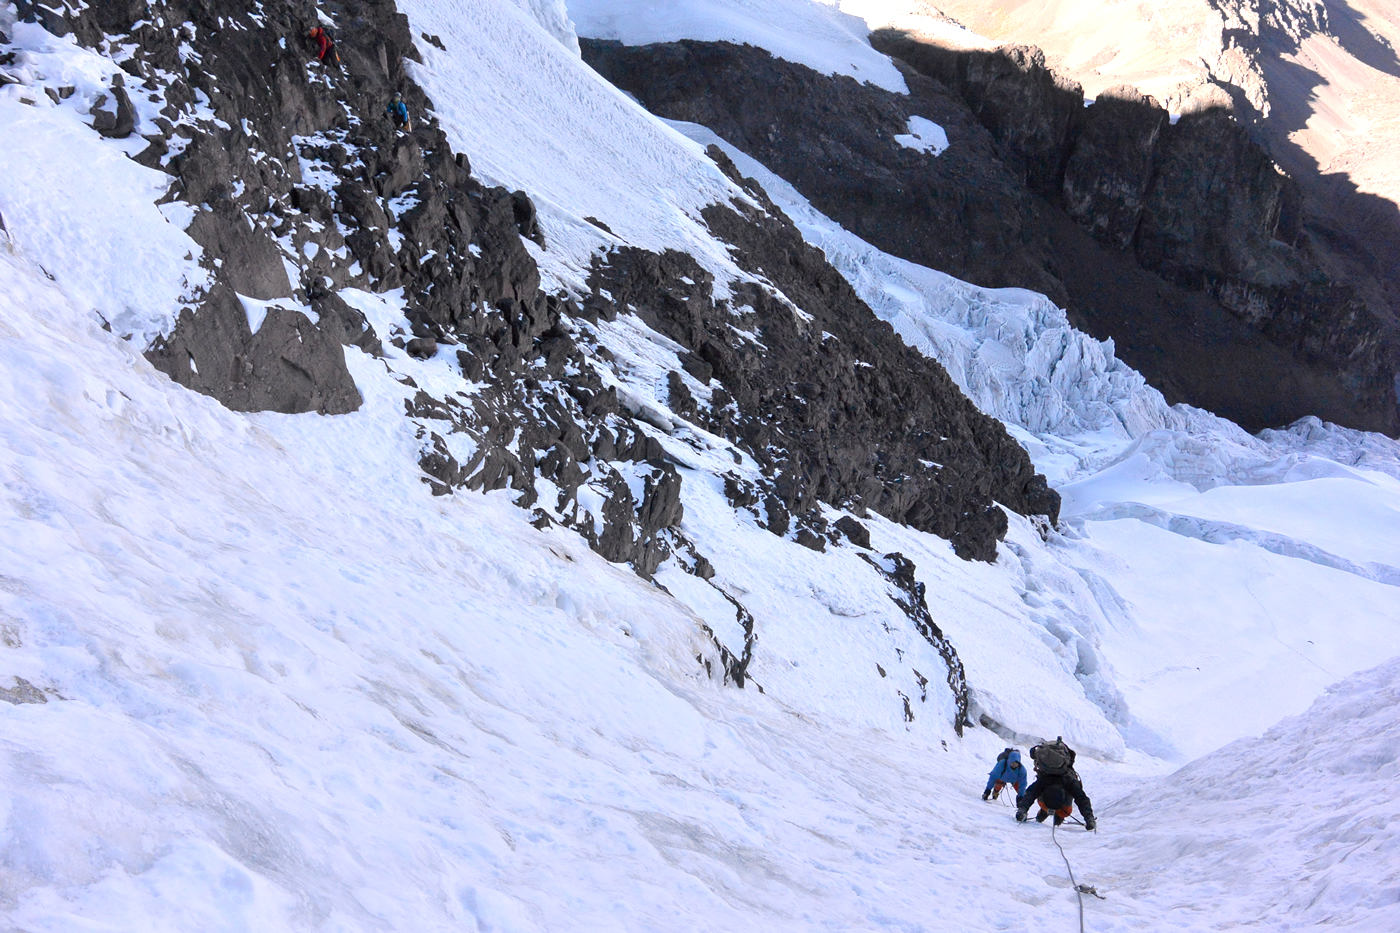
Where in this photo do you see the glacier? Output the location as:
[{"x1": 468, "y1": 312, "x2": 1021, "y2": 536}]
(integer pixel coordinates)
[{"x1": 0, "y1": 0, "x2": 1397, "y2": 929}]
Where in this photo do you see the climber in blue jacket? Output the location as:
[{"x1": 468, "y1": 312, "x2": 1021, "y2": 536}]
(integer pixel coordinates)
[
  {"x1": 385, "y1": 92, "x2": 412, "y2": 132},
  {"x1": 982, "y1": 747, "x2": 1028, "y2": 800}
]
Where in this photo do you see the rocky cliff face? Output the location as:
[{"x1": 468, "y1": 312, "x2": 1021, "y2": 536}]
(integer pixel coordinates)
[
  {"x1": 876, "y1": 33, "x2": 1398, "y2": 436},
  {"x1": 6, "y1": 0, "x2": 1056, "y2": 606},
  {"x1": 582, "y1": 38, "x2": 1064, "y2": 304},
  {"x1": 582, "y1": 36, "x2": 1400, "y2": 436},
  {"x1": 1061, "y1": 86, "x2": 1167, "y2": 250},
  {"x1": 889, "y1": 38, "x2": 1300, "y2": 283},
  {"x1": 600, "y1": 149, "x2": 1058, "y2": 558},
  {"x1": 14, "y1": 0, "x2": 548, "y2": 419}
]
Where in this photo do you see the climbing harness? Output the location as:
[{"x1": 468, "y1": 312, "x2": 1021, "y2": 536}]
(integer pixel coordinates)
[{"x1": 1050, "y1": 817, "x2": 1104, "y2": 933}]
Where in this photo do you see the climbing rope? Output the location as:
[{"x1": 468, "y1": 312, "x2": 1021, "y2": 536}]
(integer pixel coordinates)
[
  {"x1": 986, "y1": 785, "x2": 1016, "y2": 807},
  {"x1": 1050, "y1": 818, "x2": 1086, "y2": 933},
  {"x1": 1049, "y1": 817, "x2": 1106, "y2": 932}
]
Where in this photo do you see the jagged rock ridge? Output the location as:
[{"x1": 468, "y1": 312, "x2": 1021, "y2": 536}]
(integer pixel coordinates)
[
  {"x1": 587, "y1": 149, "x2": 1057, "y2": 559},
  {"x1": 6, "y1": 0, "x2": 1063, "y2": 722}
]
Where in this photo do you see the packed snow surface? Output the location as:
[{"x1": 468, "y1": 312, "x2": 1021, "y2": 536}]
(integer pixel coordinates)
[
  {"x1": 398, "y1": 0, "x2": 748, "y2": 296},
  {"x1": 0, "y1": 22, "x2": 208, "y2": 346},
  {"x1": 569, "y1": 0, "x2": 909, "y2": 93},
  {"x1": 1, "y1": 0, "x2": 1399, "y2": 929},
  {"x1": 894, "y1": 115, "x2": 949, "y2": 155},
  {"x1": 1082, "y1": 656, "x2": 1400, "y2": 929},
  {"x1": 1, "y1": 240, "x2": 1393, "y2": 931}
]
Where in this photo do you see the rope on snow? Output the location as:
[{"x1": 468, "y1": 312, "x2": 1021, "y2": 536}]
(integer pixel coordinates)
[{"x1": 1049, "y1": 818, "x2": 1106, "y2": 933}]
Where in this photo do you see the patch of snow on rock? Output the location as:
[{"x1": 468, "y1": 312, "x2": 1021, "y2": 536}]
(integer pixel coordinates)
[{"x1": 894, "y1": 115, "x2": 948, "y2": 155}]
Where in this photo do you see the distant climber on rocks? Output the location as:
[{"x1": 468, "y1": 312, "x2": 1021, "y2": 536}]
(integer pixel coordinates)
[
  {"x1": 386, "y1": 92, "x2": 412, "y2": 132},
  {"x1": 1015, "y1": 737, "x2": 1096, "y2": 830},
  {"x1": 981, "y1": 747, "x2": 1027, "y2": 801},
  {"x1": 308, "y1": 26, "x2": 340, "y2": 69}
]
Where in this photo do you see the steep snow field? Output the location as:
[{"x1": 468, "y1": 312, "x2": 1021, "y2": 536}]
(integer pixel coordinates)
[
  {"x1": 2, "y1": 0, "x2": 1399, "y2": 929},
  {"x1": 0, "y1": 20, "x2": 208, "y2": 345},
  {"x1": 0, "y1": 271, "x2": 1390, "y2": 930},
  {"x1": 0, "y1": 240, "x2": 1319, "y2": 932},
  {"x1": 398, "y1": 0, "x2": 748, "y2": 293},
  {"x1": 569, "y1": 0, "x2": 908, "y2": 93},
  {"x1": 0, "y1": 249, "x2": 1036, "y2": 931},
  {"x1": 1084, "y1": 656, "x2": 1400, "y2": 929}
]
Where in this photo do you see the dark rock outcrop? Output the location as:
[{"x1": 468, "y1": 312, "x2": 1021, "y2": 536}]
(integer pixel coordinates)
[
  {"x1": 184, "y1": 204, "x2": 294, "y2": 302},
  {"x1": 834, "y1": 515, "x2": 871, "y2": 549},
  {"x1": 24, "y1": 0, "x2": 1057, "y2": 601},
  {"x1": 698, "y1": 148, "x2": 1059, "y2": 554},
  {"x1": 90, "y1": 74, "x2": 136, "y2": 138},
  {"x1": 889, "y1": 42, "x2": 1083, "y2": 197},
  {"x1": 863, "y1": 551, "x2": 970, "y2": 735},
  {"x1": 1061, "y1": 85, "x2": 1166, "y2": 250},
  {"x1": 582, "y1": 36, "x2": 1400, "y2": 436},
  {"x1": 582, "y1": 38, "x2": 1063, "y2": 302},
  {"x1": 1134, "y1": 108, "x2": 1294, "y2": 285},
  {"x1": 584, "y1": 150, "x2": 1058, "y2": 562},
  {"x1": 38, "y1": 0, "x2": 554, "y2": 421},
  {"x1": 147, "y1": 283, "x2": 361, "y2": 415}
]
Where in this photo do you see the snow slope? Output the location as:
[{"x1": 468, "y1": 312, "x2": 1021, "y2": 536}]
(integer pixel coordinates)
[
  {"x1": 0, "y1": 246, "x2": 1162, "y2": 931},
  {"x1": 0, "y1": 20, "x2": 208, "y2": 345},
  {"x1": 1081, "y1": 656, "x2": 1400, "y2": 930},
  {"x1": 570, "y1": 0, "x2": 908, "y2": 93},
  {"x1": 1, "y1": 0, "x2": 1399, "y2": 928},
  {"x1": 398, "y1": 0, "x2": 748, "y2": 297}
]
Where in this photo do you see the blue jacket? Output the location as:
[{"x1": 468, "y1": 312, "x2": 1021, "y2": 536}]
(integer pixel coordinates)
[{"x1": 984, "y1": 750, "x2": 1028, "y2": 795}]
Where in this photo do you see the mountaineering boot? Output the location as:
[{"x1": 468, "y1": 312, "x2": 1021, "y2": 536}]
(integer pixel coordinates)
[
  {"x1": 1084, "y1": 817, "x2": 1097, "y2": 831},
  {"x1": 1053, "y1": 813, "x2": 1065, "y2": 826},
  {"x1": 1015, "y1": 809, "x2": 1028, "y2": 823},
  {"x1": 982, "y1": 790, "x2": 991, "y2": 800},
  {"x1": 1035, "y1": 809, "x2": 1049, "y2": 823},
  {"x1": 991, "y1": 788, "x2": 1000, "y2": 800}
]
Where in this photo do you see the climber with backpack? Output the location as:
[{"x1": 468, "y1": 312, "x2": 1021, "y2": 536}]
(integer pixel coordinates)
[
  {"x1": 307, "y1": 25, "x2": 340, "y2": 69},
  {"x1": 982, "y1": 747, "x2": 1028, "y2": 801},
  {"x1": 385, "y1": 92, "x2": 412, "y2": 132},
  {"x1": 1015, "y1": 736, "x2": 1097, "y2": 830}
]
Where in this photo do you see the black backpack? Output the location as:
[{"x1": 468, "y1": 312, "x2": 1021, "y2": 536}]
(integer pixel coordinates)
[
  {"x1": 995, "y1": 747, "x2": 1013, "y2": 763},
  {"x1": 1033, "y1": 740, "x2": 1073, "y2": 776}
]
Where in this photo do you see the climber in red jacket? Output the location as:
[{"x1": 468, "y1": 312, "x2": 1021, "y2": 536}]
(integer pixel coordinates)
[{"x1": 308, "y1": 26, "x2": 340, "y2": 68}]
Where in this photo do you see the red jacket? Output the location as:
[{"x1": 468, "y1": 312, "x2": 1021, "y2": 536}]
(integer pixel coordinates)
[{"x1": 309, "y1": 28, "x2": 333, "y2": 60}]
